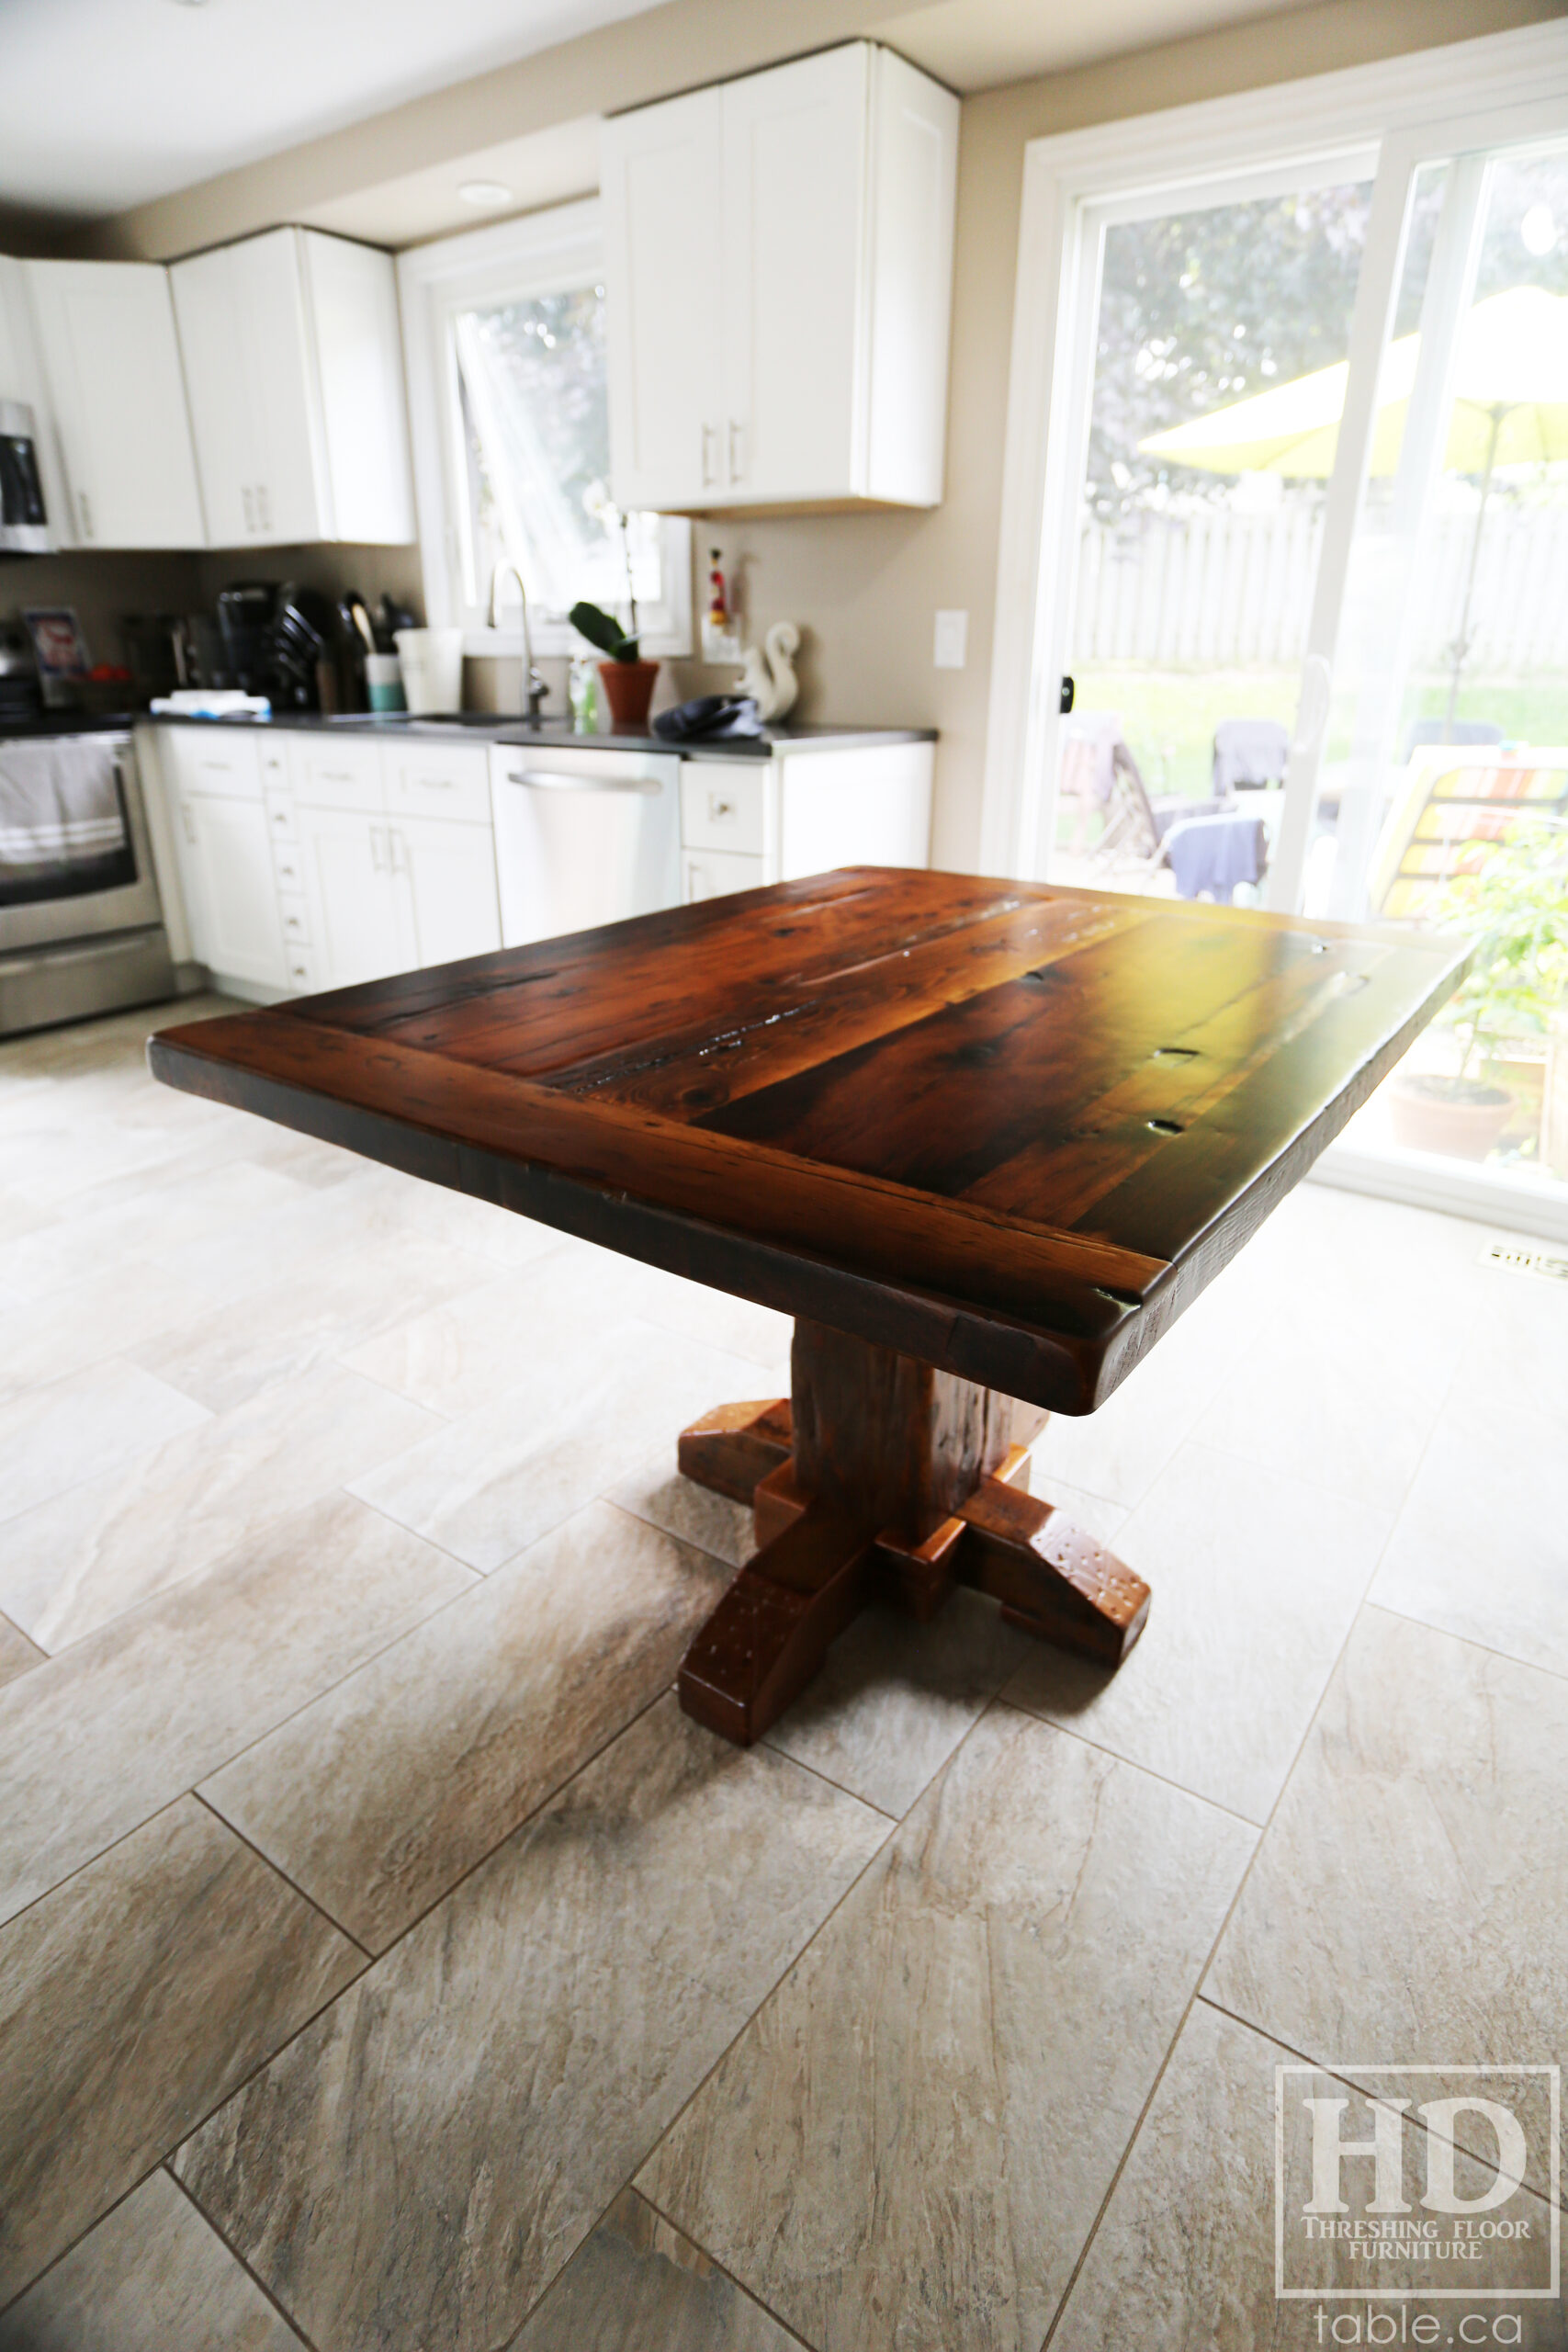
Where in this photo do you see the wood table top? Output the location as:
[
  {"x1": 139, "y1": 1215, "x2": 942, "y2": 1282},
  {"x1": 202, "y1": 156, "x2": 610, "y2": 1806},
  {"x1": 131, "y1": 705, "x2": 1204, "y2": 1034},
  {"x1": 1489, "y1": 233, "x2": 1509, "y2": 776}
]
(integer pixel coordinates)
[{"x1": 149, "y1": 868, "x2": 1466, "y2": 1413}]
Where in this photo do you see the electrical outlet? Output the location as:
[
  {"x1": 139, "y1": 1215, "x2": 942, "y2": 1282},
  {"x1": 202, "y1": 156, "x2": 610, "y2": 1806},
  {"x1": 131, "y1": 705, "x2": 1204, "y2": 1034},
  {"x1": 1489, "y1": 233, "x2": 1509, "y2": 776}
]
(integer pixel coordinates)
[{"x1": 933, "y1": 609, "x2": 968, "y2": 670}]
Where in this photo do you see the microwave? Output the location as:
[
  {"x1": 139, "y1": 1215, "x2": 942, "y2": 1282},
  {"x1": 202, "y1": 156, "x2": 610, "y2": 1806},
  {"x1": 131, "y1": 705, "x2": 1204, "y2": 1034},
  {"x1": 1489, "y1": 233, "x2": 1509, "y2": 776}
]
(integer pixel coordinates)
[{"x1": 0, "y1": 401, "x2": 53, "y2": 556}]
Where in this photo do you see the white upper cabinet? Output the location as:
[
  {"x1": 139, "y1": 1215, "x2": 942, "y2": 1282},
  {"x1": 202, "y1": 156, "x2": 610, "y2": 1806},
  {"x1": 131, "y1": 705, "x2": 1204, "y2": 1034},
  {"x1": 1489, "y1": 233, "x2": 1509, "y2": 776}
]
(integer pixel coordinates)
[
  {"x1": 603, "y1": 44, "x2": 957, "y2": 514},
  {"x1": 171, "y1": 228, "x2": 414, "y2": 549},
  {"x1": 23, "y1": 261, "x2": 206, "y2": 548},
  {"x1": 602, "y1": 86, "x2": 725, "y2": 512}
]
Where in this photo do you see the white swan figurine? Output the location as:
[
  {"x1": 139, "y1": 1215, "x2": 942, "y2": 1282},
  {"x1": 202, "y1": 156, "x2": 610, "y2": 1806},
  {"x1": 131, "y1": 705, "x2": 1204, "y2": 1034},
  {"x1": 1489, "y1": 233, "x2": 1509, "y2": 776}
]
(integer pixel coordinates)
[{"x1": 738, "y1": 621, "x2": 799, "y2": 722}]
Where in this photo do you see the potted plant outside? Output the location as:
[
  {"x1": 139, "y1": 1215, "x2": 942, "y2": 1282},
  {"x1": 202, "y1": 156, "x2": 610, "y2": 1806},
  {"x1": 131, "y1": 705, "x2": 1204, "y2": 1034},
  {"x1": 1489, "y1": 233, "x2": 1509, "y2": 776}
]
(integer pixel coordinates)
[{"x1": 1390, "y1": 820, "x2": 1568, "y2": 1161}]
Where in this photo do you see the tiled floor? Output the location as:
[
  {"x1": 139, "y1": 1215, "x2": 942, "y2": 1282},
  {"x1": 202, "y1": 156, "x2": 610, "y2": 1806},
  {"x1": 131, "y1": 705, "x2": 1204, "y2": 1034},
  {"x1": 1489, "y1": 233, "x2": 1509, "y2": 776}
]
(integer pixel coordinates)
[{"x1": 0, "y1": 996, "x2": 1565, "y2": 2349}]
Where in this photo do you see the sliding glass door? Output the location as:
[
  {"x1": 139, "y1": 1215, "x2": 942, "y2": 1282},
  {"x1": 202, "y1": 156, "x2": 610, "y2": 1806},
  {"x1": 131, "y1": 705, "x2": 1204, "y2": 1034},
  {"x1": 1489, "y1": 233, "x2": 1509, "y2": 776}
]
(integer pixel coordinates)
[{"x1": 1030, "y1": 81, "x2": 1568, "y2": 1229}]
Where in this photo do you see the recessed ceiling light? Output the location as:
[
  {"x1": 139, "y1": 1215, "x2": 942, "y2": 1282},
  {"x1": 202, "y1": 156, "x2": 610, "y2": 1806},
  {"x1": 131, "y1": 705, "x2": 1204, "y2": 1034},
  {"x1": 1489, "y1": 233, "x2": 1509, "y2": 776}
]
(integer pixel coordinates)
[{"x1": 458, "y1": 181, "x2": 514, "y2": 210}]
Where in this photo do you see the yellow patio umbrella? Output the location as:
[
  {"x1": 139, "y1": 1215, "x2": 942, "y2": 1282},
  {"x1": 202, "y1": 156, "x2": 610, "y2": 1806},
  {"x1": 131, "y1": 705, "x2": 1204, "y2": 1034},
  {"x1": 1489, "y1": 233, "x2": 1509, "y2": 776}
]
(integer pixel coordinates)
[
  {"x1": 1138, "y1": 285, "x2": 1568, "y2": 727},
  {"x1": 1137, "y1": 285, "x2": 1568, "y2": 477}
]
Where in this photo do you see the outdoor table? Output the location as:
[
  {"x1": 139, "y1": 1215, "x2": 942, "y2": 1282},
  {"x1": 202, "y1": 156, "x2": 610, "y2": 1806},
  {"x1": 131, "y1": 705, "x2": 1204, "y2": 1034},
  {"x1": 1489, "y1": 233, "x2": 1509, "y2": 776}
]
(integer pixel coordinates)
[{"x1": 151, "y1": 868, "x2": 1465, "y2": 1747}]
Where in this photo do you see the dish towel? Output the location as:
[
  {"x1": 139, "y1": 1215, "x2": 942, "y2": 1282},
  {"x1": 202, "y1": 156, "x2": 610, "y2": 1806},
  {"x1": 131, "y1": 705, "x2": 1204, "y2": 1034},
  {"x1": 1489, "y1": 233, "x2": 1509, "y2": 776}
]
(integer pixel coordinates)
[
  {"x1": 1213, "y1": 718, "x2": 1289, "y2": 795},
  {"x1": 0, "y1": 737, "x2": 128, "y2": 878},
  {"x1": 653, "y1": 694, "x2": 764, "y2": 743},
  {"x1": 1162, "y1": 812, "x2": 1267, "y2": 903}
]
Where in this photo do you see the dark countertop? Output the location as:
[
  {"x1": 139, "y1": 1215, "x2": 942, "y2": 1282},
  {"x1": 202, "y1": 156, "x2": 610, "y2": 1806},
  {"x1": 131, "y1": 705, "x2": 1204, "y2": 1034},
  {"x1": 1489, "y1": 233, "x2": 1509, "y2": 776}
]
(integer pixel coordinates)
[
  {"x1": 140, "y1": 711, "x2": 936, "y2": 761},
  {"x1": 0, "y1": 709, "x2": 138, "y2": 739}
]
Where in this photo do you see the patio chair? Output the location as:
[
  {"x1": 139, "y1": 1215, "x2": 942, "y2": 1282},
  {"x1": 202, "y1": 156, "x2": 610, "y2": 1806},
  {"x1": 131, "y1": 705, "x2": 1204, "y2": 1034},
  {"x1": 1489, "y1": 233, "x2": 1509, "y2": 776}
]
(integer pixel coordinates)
[
  {"x1": 1370, "y1": 751, "x2": 1568, "y2": 922},
  {"x1": 1400, "y1": 718, "x2": 1504, "y2": 765},
  {"x1": 1089, "y1": 737, "x2": 1267, "y2": 899},
  {"x1": 1213, "y1": 717, "x2": 1290, "y2": 795}
]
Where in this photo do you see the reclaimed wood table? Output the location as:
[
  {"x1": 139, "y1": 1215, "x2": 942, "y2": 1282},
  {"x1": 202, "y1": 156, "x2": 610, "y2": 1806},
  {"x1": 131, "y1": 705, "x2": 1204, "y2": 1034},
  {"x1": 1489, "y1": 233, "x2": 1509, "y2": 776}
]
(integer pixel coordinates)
[{"x1": 151, "y1": 868, "x2": 1464, "y2": 1747}]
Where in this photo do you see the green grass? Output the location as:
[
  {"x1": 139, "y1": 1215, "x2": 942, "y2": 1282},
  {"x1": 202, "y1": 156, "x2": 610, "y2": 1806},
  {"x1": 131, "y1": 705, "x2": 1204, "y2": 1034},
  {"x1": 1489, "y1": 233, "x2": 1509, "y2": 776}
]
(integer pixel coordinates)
[{"x1": 1064, "y1": 665, "x2": 1568, "y2": 827}]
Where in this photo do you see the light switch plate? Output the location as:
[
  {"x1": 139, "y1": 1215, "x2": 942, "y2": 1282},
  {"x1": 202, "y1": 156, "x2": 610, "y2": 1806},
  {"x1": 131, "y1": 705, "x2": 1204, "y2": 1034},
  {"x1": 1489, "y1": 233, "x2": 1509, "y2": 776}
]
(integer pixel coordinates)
[{"x1": 933, "y1": 609, "x2": 968, "y2": 669}]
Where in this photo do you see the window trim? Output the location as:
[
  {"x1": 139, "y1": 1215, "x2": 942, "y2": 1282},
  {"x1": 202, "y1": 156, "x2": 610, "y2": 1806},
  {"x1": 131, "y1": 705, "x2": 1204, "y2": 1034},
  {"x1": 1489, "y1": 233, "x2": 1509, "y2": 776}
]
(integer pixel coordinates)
[{"x1": 397, "y1": 198, "x2": 692, "y2": 659}]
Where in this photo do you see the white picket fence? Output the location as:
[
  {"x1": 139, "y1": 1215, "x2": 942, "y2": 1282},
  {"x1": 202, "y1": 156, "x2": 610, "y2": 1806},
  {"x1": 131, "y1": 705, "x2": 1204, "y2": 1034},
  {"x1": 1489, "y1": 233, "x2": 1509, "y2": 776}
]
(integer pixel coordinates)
[{"x1": 1073, "y1": 503, "x2": 1568, "y2": 673}]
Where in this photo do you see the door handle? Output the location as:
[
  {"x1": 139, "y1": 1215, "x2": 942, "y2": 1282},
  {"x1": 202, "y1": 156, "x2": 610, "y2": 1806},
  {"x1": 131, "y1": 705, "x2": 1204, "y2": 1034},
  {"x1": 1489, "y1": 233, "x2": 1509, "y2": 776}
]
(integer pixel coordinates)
[
  {"x1": 242, "y1": 485, "x2": 255, "y2": 532},
  {"x1": 180, "y1": 805, "x2": 197, "y2": 844},
  {"x1": 368, "y1": 824, "x2": 387, "y2": 872},
  {"x1": 701, "y1": 423, "x2": 718, "y2": 489},
  {"x1": 505, "y1": 770, "x2": 660, "y2": 796},
  {"x1": 388, "y1": 827, "x2": 408, "y2": 874},
  {"x1": 727, "y1": 420, "x2": 744, "y2": 484},
  {"x1": 78, "y1": 490, "x2": 94, "y2": 539},
  {"x1": 256, "y1": 483, "x2": 271, "y2": 532}
]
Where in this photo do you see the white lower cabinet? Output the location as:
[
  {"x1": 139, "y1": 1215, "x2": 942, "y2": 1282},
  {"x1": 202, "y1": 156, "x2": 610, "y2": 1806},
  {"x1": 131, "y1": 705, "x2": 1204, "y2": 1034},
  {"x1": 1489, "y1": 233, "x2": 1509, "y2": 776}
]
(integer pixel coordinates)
[
  {"x1": 148, "y1": 724, "x2": 931, "y2": 989},
  {"x1": 395, "y1": 814, "x2": 502, "y2": 967},
  {"x1": 296, "y1": 805, "x2": 414, "y2": 989},
  {"x1": 176, "y1": 794, "x2": 288, "y2": 989}
]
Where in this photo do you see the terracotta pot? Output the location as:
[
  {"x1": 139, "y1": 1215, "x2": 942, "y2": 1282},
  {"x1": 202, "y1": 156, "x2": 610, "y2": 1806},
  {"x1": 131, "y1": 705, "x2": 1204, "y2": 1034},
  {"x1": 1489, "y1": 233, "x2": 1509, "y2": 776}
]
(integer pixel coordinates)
[
  {"x1": 1387, "y1": 1071, "x2": 1513, "y2": 1161},
  {"x1": 597, "y1": 658, "x2": 659, "y2": 732}
]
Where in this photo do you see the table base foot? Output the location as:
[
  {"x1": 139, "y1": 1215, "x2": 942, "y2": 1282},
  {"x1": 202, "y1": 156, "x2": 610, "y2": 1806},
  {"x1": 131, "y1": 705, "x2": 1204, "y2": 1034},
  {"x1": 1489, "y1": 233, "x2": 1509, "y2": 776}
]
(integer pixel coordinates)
[{"x1": 674, "y1": 1321, "x2": 1150, "y2": 1747}]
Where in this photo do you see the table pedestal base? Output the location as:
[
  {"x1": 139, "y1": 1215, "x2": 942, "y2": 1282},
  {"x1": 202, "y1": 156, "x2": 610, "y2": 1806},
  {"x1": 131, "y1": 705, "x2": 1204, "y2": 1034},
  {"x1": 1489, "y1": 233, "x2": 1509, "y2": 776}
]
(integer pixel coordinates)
[{"x1": 675, "y1": 1319, "x2": 1151, "y2": 1747}]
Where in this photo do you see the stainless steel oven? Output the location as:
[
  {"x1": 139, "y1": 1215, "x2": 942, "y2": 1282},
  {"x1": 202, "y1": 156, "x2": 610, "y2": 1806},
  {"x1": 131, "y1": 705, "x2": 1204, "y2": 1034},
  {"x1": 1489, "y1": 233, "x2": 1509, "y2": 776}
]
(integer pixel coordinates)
[{"x1": 0, "y1": 729, "x2": 176, "y2": 1035}]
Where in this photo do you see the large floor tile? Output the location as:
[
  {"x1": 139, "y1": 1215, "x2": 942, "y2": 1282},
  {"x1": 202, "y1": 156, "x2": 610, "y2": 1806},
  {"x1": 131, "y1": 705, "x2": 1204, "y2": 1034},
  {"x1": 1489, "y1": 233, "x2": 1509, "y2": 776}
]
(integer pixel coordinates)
[
  {"x1": 175, "y1": 1698, "x2": 886, "y2": 2352},
  {"x1": 608, "y1": 1448, "x2": 758, "y2": 1569},
  {"x1": 133, "y1": 1230, "x2": 496, "y2": 1413},
  {"x1": 1006, "y1": 1444, "x2": 1391, "y2": 1822},
  {"x1": 0, "y1": 1259, "x2": 230, "y2": 1408},
  {"x1": 513, "y1": 2188, "x2": 807, "y2": 2352},
  {"x1": 764, "y1": 1588, "x2": 1032, "y2": 1816},
  {"x1": 0, "y1": 1160, "x2": 305, "y2": 1304},
  {"x1": 202, "y1": 1500, "x2": 731, "y2": 1950},
  {"x1": 1190, "y1": 1299, "x2": 1460, "y2": 1512},
  {"x1": 638, "y1": 1704, "x2": 1255, "y2": 2352},
  {"x1": 1052, "y1": 1999, "x2": 1566, "y2": 2350},
  {"x1": 0, "y1": 2167, "x2": 305, "y2": 2350},
  {"x1": 0, "y1": 1616, "x2": 42, "y2": 1691},
  {"x1": 0, "y1": 1796, "x2": 361, "y2": 2306},
  {"x1": 348, "y1": 1161, "x2": 575, "y2": 1267},
  {"x1": 0, "y1": 1364, "x2": 442, "y2": 1649},
  {"x1": 341, "y1": 1245, "x2": 664, "y2": 1418},
  {"x1": 350, "y1": 1322, "x2": 766, "y2": 1573},
  {"x1": 1371, "y1": 1385, "x2": 1568, "y2": 1679},
  {"x1": 0, "y1": 1493, "x2": 474, "y2": 1929},
  {"x1": 1032, "y1": 1259, "x2": 1263, "y2": 1509},
  {"x1": 1207, "y1": 1605, "x2": 1568, "y2": 2195},
  {"x1": 0, "y1": 1359, "x2": 209, "y2": 1526}
]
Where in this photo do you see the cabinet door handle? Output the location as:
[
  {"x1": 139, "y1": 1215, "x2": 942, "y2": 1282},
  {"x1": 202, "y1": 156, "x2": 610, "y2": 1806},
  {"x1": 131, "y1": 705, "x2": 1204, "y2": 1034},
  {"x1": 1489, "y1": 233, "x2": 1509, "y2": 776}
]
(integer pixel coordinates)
[
  {"x1": 180, "y1": 804, "x2": 197, "y2": 844},
  {"x1": 368, "y1": 824, "x2": 386, "y2": 872},
  {"x1": 257, "y1": 483, "x2": 271, "y2": 531},
  {"x1": 78, "y1": 490, "x2": 94, "y2": 539},
  {"x1": 727, "y1": 420, "x2": 744, "y2": 484},
  {"x1": 701, "y1": 423, "x2": 718, "y2": 489},
  {"x1": 389, "y1": 827, "x2": 408, "y2": 874},
  {"x1": 242, "y1": 485, "x2": 255, "y2": 532}
]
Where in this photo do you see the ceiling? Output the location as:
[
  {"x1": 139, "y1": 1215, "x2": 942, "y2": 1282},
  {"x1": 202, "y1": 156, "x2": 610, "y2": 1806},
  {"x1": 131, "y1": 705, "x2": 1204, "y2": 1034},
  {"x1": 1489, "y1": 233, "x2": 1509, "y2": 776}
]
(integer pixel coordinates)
[
  {"x1": 0, "y1": 0, "x2": 670, "y2": 218},
  {"x1": 5, "y1": 0, "x2": 1337, "y2": 241}
]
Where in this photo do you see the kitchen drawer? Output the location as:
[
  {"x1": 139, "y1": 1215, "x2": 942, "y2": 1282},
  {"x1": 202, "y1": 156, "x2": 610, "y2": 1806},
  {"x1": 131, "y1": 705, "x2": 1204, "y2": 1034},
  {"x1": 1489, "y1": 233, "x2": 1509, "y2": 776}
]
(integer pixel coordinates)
[
  {"x1": 283, "y1": 945, "x2": 318, "y2": 993},
  {"x1": 264, "y1": 791, "x2": 299, "y2": 845},
  {"x1": 164, "y1": 727, "x2": 262, "y2": 800},
  {"x1": 290, "y1": 735, "x2": 385, "y2": 813},
  {"x1": 385, "y1": 744, "x2": 491, "y2": 827},
  {"x1": 271, "y1": 841, "x2": 305, "y2": 893},
  {"x1": 257, "y1": 741, "x2": 290, "y2": 793},
  {"x1": 277, "y1": 893, "x2": 311, "y2": 948},
  {"x1": 682, "y1": 847, "x2": 766, "y2": 903},
  {"x1": 680, "y1": 762, "x2": 768, "y2": 855}
]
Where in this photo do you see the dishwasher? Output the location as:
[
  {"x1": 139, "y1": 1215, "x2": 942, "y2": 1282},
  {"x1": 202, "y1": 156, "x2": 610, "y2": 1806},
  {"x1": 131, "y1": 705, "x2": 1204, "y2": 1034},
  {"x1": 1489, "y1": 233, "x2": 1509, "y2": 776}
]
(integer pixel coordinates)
[{"x1": 488, "y1": 741, "x2": 682, "y2": 945}]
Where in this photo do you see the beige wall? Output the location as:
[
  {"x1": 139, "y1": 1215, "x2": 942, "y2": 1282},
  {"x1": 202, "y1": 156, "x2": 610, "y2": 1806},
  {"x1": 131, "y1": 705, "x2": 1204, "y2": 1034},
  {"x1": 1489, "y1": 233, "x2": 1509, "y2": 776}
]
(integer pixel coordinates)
[{"x1": 63, "y1": 0, "x2": 1567, "y2": 865}]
